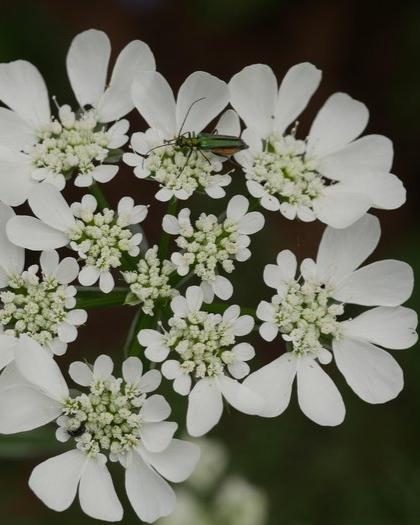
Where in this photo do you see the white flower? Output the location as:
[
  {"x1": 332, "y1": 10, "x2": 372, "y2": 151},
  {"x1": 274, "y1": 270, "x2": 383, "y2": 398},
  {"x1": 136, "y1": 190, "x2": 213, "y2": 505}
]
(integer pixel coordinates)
[
  {"x1": 6, "y1": 184, "x2": 147, "y2": 293},
  {"x1": 138, "y1": 286, "x2": 262, "y2": 437},
  {"x1": 122, "y1": 245, "x2": 178, "y2": 315},
  {"x1": 244, "y1": 214, "x2": 417, "y2": 426},
  {"x1": 230, "y1": 63, "x2": 406, "y2": 228},
  {"x1": 0, "y1": 29, "x2": 155, "y2": 203},
  {"x1": 0, "y1": 203, "x2": 86, "y2": 366},
  {"x1": 123, "y1": 71, "x2": 232, "y2": 201},
  {"x1": 0, "y1": 337, "x2": 200, "y2": 523},
  {"x1": 163, "y1": 195, "x2": 264, "y2": 302}
]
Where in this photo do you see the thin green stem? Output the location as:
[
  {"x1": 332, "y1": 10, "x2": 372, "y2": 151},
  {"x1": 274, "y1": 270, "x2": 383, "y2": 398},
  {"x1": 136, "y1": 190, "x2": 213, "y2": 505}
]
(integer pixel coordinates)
[
  {"x1": 89, "y1": 182, "x2": 110, "y2": 210},
  {"x1": 76, "y1": 288, "x2": 128, "y2": 309},
  {"x1": 126, "y1": 309, "x2": 157, "y2": 357},
  {"x1": 158, "y1": 197, "x2": 178, "y2": 260}
]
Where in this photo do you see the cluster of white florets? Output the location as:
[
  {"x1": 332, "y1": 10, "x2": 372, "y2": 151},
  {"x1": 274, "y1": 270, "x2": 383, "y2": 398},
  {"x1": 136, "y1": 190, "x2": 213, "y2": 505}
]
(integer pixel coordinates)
[
  {"x1": 122, "y1": 245, "x2": 177, "y2": 315},
  {"x1": 246, "y1": 134, "x2": 325, "y2": 211},
  {"x1": 144, "y1": 145, "x2": 223, "y2": 198},
  {"x1": 69, "y1": 208, "x2": 139, "y2": 272},
  {"x1": 60, "y1": 376, "x2": 146, "y2": 458},
  {"x1": 30, "y1": 106, "x2": 111, "y2": 180},
  {"x1": 172, "y1": 213, "x2": 240, "y2": 281},
  {"x1": 0, "y1": 267, "x2": 75, "y2": 345},
  {"x1": 164, "y1": 311, "x2": 237, "y2": 378},
  {"x1": 273, "y1": 279, "x2": 343, "y2": 355}
]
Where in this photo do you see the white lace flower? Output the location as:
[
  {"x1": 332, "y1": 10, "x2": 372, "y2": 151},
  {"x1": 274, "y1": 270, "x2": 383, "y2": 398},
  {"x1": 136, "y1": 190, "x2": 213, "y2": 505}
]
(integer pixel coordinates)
[
  {"x1": 230, "y1": 63, "x2": 406, "y2": 228},
  {"x1": 123, "y1": 71, "x2": 232, "y2": 201},
  {"x1": 138, "y1": 286, "x2": 262, "y2": 437},
  {"x1": 0, "y1": 29, "x2": 155, "y2": 203},
  {"x1": 163, "y1": 196, "x2": 264, "y2": 302},
  {"x1": 244, "y1": 214, "x2": 417, "y2": 426},
  {"x1": 122, "y1": 245, "x2": 178, "y2": 315},
  {"x1": 6, "y1": 184, "x2": 147, "y2": 293},
  {"x1": 0, "y1": 203, "x2": 86, "y2": 367},
  {"x1": 0, "y1": 338, "x2": 200, "y2": 523}
]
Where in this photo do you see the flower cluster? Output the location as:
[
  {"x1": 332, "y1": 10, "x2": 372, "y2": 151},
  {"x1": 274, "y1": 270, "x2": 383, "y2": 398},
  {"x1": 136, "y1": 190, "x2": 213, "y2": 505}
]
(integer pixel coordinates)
[{"x1": 0, "y1": 27, "x2": 416, "y2": 525}]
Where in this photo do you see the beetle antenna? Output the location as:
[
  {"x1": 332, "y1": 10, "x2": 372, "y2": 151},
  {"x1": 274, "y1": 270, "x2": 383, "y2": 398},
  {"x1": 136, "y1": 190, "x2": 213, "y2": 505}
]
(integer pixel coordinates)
[
  {"x1": 178, "y1": 97, "x2": 206, "y2": 136},
  {"x1": 141, "y1": 140, "x2": 176, "y2": 167}
]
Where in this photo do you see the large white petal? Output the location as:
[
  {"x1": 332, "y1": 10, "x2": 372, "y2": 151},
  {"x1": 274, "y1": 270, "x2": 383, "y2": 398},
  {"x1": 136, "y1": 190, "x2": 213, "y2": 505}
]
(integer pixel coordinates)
[
  {"x1": 0, "y1": 107, "x2": 35, "y2": 149},
  {"x1": 0, "y1": 202, "x2": 24, "y2": 274},
  {"x1": 229, "y1": 64, "x2": 277, "y2": 136},
  {"x1": 0, "y1": 148, "x2": 36, "y2": 206},
  {"x1": 79, "y1": 455, "x2": 123, "y2": 522},
  {"x1": 28, "y1": 183, "x2": 75, "y2": 232},
  {"x1": 55, "y1": 257, "x2": 79, "y2": 284},
  {"x1": 141, "y1": 394, "x2": 171, "y2": 423},
  {"x1": 243, "y1": 353, "x2": 297, "y2": 417},
  {"x1": 140, "y1": 421, "x2": 177, "y2": 453},
  {"x1": 340, "y1": 306, "x2": 418, "y2": 350},
  {"x1": 215, "y1": 108, "x2": 241, "y2": 136},
  {"x1": 6, "y1": 216, "x2": 69, "y2": 250},
  {"x1": 66, "y1": 29, "x2": 110, "y2": 108},
  {"x1": 132, "y1": 71, "x2": 176, "y2": 136},
  {"x1": 97, "y1": 40, "x2": 156, "y2": 122},
  {"x1": 187, "y1": 378, "x2": 223, "y2": 437},
  {"x1": 332, "y1": 260, "x2": 414, "y2": 306},
  {"x1": 274, "y1": 62, "x2": 321, "y2": 134},
  {"x1": 296, "y1": 356, "x2": 345, "y2": 426},
  {"x1": 217, "y1": 374, "x2": 263, "y2": 415},
  {"x1": 0, "y1": 60, "x2": 50, "y2": 127},
  {"x1": 316, "y1": 213, "x2": 380, "y2": 284},
  {"x1": 126, "y1": 450, "x2": 176, "y2": 523},
  {"x1": 307, "y1": 93, "x2": 369, "y2": 157},
  {"x1": 333, "y1": 337, "x2": 404, "y2": 404},
  {"x1": 185, "y1": 285, "x2": 203, "y2": 312},
  {"x1": 313, "y1": 188, "x2": 371, "y2": 229},
  {"x1": 238, "y1": 211, "x2": 264, "y2": 234},
  {"x1": 15, "y1": 335, "x2": 69, "y2": 401},
  {"x1": 0, "y1": 335, "x2": 16, "y2": 371},
  {"x1": 318, "y1": 134, "x2": 393, "y2": 179},
  {"x1": 263, "y1": 249, "x2": 297, "y2": 289},
  {"x1": 141, "y1": 439, "x2": 200, "y2": 483},
  {"x1": 29, "y1": 450, "x2": 85, "y2": 512}
]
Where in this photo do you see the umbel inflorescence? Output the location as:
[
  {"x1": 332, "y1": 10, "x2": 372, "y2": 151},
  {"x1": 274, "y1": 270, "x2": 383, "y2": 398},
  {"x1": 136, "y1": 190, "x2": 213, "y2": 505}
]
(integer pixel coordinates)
[{"x1": 0, "y1": 28, "x2": 416, "y2": 524}]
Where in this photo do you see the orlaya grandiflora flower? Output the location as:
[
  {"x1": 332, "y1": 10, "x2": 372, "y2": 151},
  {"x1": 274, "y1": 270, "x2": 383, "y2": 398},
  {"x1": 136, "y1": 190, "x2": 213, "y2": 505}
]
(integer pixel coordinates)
[
  {"x1": 0, "y1": 202, "x2": 86, "y2": 367},
  {"x1": 0, "y1": 337, "x2": 200, "y2": 523},
  {"x1": 0, "y1": 28, "x2": 155, "y2": 203},
  {"x1": 137, "y1": 286, "x2": 263, "y2": 437},
  {"x1": 162, "y1": 195, "x2": 264, "y2": 302},
  {"x1": 229, "y1": 63, "x2": 406, "y2": 228},
  {"x1": 244, "y1": 214, "x2": 417, "y2": 426},
  {"x1": 6, "y1": 183, "x2": 147, "y2": 293},
  {"x1": 123, "y1": 71, "x2": 235, "y2": 201}
]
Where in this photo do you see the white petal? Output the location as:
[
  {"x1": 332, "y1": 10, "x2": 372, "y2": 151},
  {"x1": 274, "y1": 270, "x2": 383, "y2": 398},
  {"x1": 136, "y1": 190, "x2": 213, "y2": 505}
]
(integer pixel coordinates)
[
  {"x1": 215, "y1": 108, "x2": 241, "y2": 136},
  {"x1": 40, "y1": 249, "x2": 59, "y2": 275},
  {"x1": 274, "y1": 62, "x2": 321, "y2": 134},
  {"x1": 6, "y1": 216, "x2": 69, "y2": 250},
  {"x1": 138, "y1": 328, "x2": 164, "y2": 347},
  {"x1": 316, "y1": 213, "x2": 380, "y2": 284},
  {"x1": 213, "y1": 276, "x2": 233, "y2": 300},
  {"x1": 63, "y1": 309, "x2": 86, "y2": 327},
  {"x1": 99, "y1": 271, "x2": 114, "y2": 293},
  {"x1": 126, "y1": 450, "x2": 176, "y2": 523},
  {"x1": 259, "y1": 322, "x2": 279, "y2": 342},
  {"x1": 263, "y1": 249, "x2": 296, "y2": 289},
  {"x1": 15, "y1": 335, "x2": 69, "y2": 401},
  {"x1": 132, "y1": 71, "x2": 176, "y2": 136},
  {"x1": 66, "y1": 29, "x2": 110, "y2": 108},
  {"x1": 68, "y1": 361, "x2": 93, "y2": 387},
  {"x1": 93, "y1": 354, "x2": 114, "y2": 380},
  {"x1": 185, "y1": 286, "x2": 203, "y2": 312},
  {"x1": 55, "y1": 257, "x2": 79, "y2": 283},
  {"x1": 145, "y1": 344, "x2": 170, "y2": 363},
  {"x1": 138, "y1": 369, "x2": 162, "y2": 393},
  {"x1": 91, "y1": 165, "x2": 118, "y2": 184},
  {"x1": 141, "y1": 394, "x2": 171, "y2": 423},
  {"x1": 296, "y1": 356, "x2": 345, "y2": 426},
  {"x1": 187, "y1": 378, "x2": 223, "y2": 437},
  {"x1": 333, "y1": 260, "x2": 414, "y2": 306},
  {"x1": 243, "y1": 353, "x2": 297, "y2": 417},
  {"x1": 0, "y1": 151, "x2": 35, "y2": 206},
  {"x1": 0, "y1": 335, "x2": 16, "y2": 371},
  {"x1": 162, "y1": 214, "x2": 180, "y2": 235},
  {"x1": 0, "y1": 107, "x2": 35, "y2": 149},
  {"x1": 232, "y1": 315, "x2": 254, "y2": 336},
  {"x1": 161, "y1": 360, "x2": 181, "y2": 380},
  {"x1": 0, "y1": 60, "x2": 50, "y2": 127},
  {"x1": 173, "y1": 374, "x2": 192, "y2": 396},
  {"x1": 233, "y1": 343, "x2": 255, "y2": 363},
  {"x1": 0, "y1": 202, "x2": 24, "y2": 274},
  {"x1": 176, "y1": 71, "x2": 229, "y2": 134},
  {"x1": 205, "y1": 184, "x2": 225, "y2": 199},
  {"x1": 57, "y1": 323, "x2": 78, "y2": 343},
  {"x1": 238, "y1": 211, "x2": 264, "y2": 234},
  {"x1": 140, "y1": 421, "x2": 177, "y2": 453},
  {"x1": 122, "y1": 356, "x2": 143, "y2": 384},
  {"x1": 218, "y1": 374, "x2": 263, "y2": 415},
  {"x1": 227, "y1": 195, "x2": 249, "y2": 222},
  {"x1": 228, "y1": 361, "x2": 250, "y2": 379},
  {"x1": 307, "y1": 92, "x2": 369, "y2": 157},
  {"x1": 229, "y1": 64, "x2": 277, "y2": 136},
  {"x1": 28, "y1": 183, "x2": 75, "y2": 232},
  {"x1": 141, "y1": 438, "x2": 200, "y2": 483},
  {"x1": 97, "y1": 40, "x2": 155, "y2": 122},
  {"x1": 256, "y1": 301, "x2": 275, "y2": 322},
  {"x1": 29, "y1": 450, "x2": 85, "y2": 512},
  {"x1": 78, "y1": 265, "x2": 100, "y2": 286},
  {"x1": 79, "y1": 454, "x2": 123, "y2": 522},
  {"x1": 340, "y1": 306, "x2": 418, "y2": 350},
  {"x1": 333, "y1": 338, "x2": 404, "y2": 404},
  {"x1": 313, "y1": 189, "x2": 371, "y2": 229}
]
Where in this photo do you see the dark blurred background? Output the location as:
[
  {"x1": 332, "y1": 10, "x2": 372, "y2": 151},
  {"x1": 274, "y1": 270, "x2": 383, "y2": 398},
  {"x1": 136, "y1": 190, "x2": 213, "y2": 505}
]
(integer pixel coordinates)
[{"x1": 0, "y1": 0, "x2": 419, "y2": 523}]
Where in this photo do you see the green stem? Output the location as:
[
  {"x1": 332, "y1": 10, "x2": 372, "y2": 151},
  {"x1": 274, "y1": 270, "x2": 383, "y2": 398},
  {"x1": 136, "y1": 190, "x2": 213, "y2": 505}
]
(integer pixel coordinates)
[
  {"x1": 89, "y1": 182, "x2": 110, "y2": 210},
  {"x1": 203, "y1": 302, "x2": 256, "y2": 317},
  {"x1": 76, "y1": 288, "x2": 128, "y2": 309},
  {"x1": 126, "y1": 309, "x2": 156, "y2": 357},
  {"x1": 158, "y1": 197, "x2": 178, "y2": 260}
]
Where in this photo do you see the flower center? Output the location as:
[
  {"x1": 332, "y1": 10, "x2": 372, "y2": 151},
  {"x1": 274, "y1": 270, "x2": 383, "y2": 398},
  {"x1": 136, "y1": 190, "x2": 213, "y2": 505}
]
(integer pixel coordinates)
[
  {"x1": 273, "y1": 280, "x2": 343, "y2": 355},
  {"x1": 122, "y1": 246, "x2": 177, "y2": 315},
  {"x1": 145, "y1": 145, "x2": 221, "y2": 196},
  {"x1": 30, "y1": 106, "x2": 111, "y2": 180},
  {"x1": 0, "y1": 269, "x2": 73, "y2": 345},
  {"x1": 61, "y1": 377, "x2": 145, "y2": 457},
  {"x1": 247, "y1": 134, "x2": 325, "y2": 211},
  {"x1": 175, "y1": 214, "x2": 240, "y2": 282},
  {"x1": 69, "y1": 209, "x2": 136, "y2": 272},
  {"x1": 164, "y1": 311, "x2": 236, "y2": 378}
]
